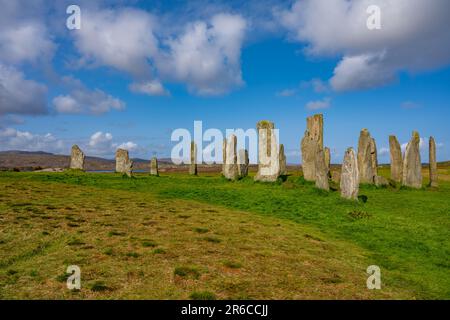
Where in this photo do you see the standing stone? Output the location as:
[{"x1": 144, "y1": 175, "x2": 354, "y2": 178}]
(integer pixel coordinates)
[
  {"x1": 429, "y1": 136, "x2": 438, "y2": 187},
  {"x1": 301, "y1": 114, "x2": 323, "y2": 181},
  {"x1": 315, "y1": 148, "x2": 330, "y2": 191},
  {"x1": 222, "y1": 138, "x2": 227, "y2": 175},
  {"x1": 324, "y1": 147, "x2": 331, "y2": 178},
  {"x1": 357, "y1": 129, "x2": 377, "y2": 184},
  {"x1": 115, "y1": 149, "x2": 133, "y2": 177},
  {"x1": 389, "y1": 135, "x2": 403, "y2": 183},
  {"x1": 279, "y1": 144, "x2": 287, "y2": 176},
  {"x1": 402, "y1": 131, "x2": 422, "y2": 188},
  {"x1": 150, "y1": 157, "x2": 159, "y2": 176},
  {"x1": 255, "y1": 120, "x2": 280, "y2": 182},
  {"x1": 237, "y1": 149, "x2": 249, "y2": 178},
  {"x1": 189, "y1": 141, "x2": 198, "y2": 175},
  {"x1": 340, "y1": 148, "x2": 359, "y2": 200},
  {"x1": 70, "y1": 145, "x2": 85, "y2": 170},
  {"x1": 223, "y1": 135, "x2": 239, "y2": 180}
]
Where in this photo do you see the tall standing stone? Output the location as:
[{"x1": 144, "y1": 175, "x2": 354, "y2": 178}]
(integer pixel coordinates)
[
  {"x1": 150, "y1": 157, "x2": 159, "y2": 176},
  {"x1": 70, "y1": 145, "x2": 85, "y2": 170},
  {"x1": 223, "y1": 135, "x2": 239, "y2": 180},
  {"x1": 357, "y1": 129, "x2": 377, "y2": 184},
  {"x1": 402, "y1": 131, "x2": 422, "y2": 188},
  {"x1": 315, "y1": 148, "x2": 330, "y2": 191},
  {"x1": 115, "y1": 149, "x2": 133, "y2": 177},
  {"x1": 255, "y1": 120, "x2": 280, "y2": 182},
  {"x1": 389, "y1": 135, "x2": 403, "y2": 183},
  {"x1": 324, "y1": 147, "x2": 331, "y2": 178},
  {"x1": 279, "y1": 144, "x2": 287, "y2": 176},
  {"x1": 222, "y1": 138, "x2": 227, "y2": 175},
  {"x1": 429, "y1": 136, "x2": 438, "y2": 187},
  {"x1": 301, "y1": 114, "x2": 323, "y2": 181},
  {"x1": 340, "y1": 148, "x2": 359, "y2": 200},
  {"x1": 189, "y1": 141, "x2": 198, "y2": 175},
  {"x1": 237, "y1": 149, "x2": 249, "y2": 178}
]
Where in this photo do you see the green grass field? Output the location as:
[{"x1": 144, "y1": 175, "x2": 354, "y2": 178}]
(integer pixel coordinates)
[{"x1": 0, "y1": 168, "x2": 449, "y2": 299}]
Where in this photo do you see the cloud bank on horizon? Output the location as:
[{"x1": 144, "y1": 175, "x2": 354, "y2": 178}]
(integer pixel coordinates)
[{"x1": 0, "y1": 0, "x2": 449, "y2": 160}]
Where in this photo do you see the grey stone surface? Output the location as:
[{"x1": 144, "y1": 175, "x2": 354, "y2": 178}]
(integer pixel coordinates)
[
  {"x1": 115, "y1": 148, "x2": 133, "y2": 177},
  {"x1": 429, "y1": 136, "x2": 438, "y2": 187},
  {"x1": 223, "y1": 135, "x2": 239, "y2": 180},
  {"x1": 389, "y1": 135, "x2": 403, "y2": 183},
  {"x1": 324, "y1": 146, "x2": 331, "y2": 178},
  {"x1": 340, "y1": 147, "x2": 359, "y2": 200},
  {"x1": 402, "y1": 131, "x2": 422, "y2": 188},
  {"x1": 150, "y1": 157, "x2": 159, "y2": 176},
  {"x1": 357, "y1": 129, "x2": 377, "y2": 184},
  {"x1": 189, "y1": 141, "x2": 198, "y2": 175},
  {"x1": 70, "y1": 145, "x2": 85, "y2": 170},
  {"x1": 255, "y1": 120, "x2": 280, "y2": 182},
  {"x1": 237, "y1": 149, "x2": 249, "y2": 178},
  {"x1": 315, "y1": 148, "x2": 330, "y2": 191},
  {"x1": 301, "y1": 114, "x2": 323, "y2": 181},
  {"x1": 279, "y1": 144, "x2": 287, "y2": 176}
]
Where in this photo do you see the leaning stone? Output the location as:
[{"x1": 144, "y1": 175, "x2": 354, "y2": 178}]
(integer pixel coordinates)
[
  {"x1": 70, "y1": 145, "x2": 85, "y2": 170},
  {"x1": 429, "y1": 136, "x2": 438, "y2": 187},
  {"x1": 389, "y1": 135, "x2": 403, "y2": 183},
  {"x1": 357, "y1": 129, "x2": 377, "y2": 184},
  {"x1": 402, "y1": 131, "x2": 422, "y2": 188},
  {"x1": 150, "y1": 157, "x2": 159, "y2": 176},
  {"x1": 301, "y1": 114, "x2": 323, "y2": 181},
  {"x1": 340, "y1": 147, "x2": 359, "y2": 200},
  {"x1": 255, "y1": 120, "x2": 280, "y2": 182},
  {"x1": 315, "y1": 148, "x2": 330, "y2": 191},
  {"x1": 279, "y1": 144, "x2": 287, "y2": 176},
  {"x1": 189, "y1": 141, "x2": 198, "y2": 175},
  {"x1": 237, "y1": 149, "x2": 249, "y2": 178},
  {"x1": 115, "y1": 148, "x2": 133, "y2": 177},
  {"x1": 223, "y1": 135, "x2": 239, "y2": 180}
]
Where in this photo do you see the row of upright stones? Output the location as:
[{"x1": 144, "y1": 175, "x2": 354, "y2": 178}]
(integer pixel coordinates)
[
  {"x1": 299, "y1": 114, "x2": 438, "y2": 200},
  {"x1": 68, "y1": 115, "x2": 438, "y2": 194}
]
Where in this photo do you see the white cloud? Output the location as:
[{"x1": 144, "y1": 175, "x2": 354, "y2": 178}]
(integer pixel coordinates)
[
  {"x1": 301, "y1": 78, "x2": 329, "y2": 93},
  {"x1": 73, "y1": 8, "x2": 159, "y2": 78},
  {"x1": 52, "y1": 76, "x2": 125, "y2": 115},
  {"x1": 0, "y1": 64, "x2": 48, "y2": 116},
  {"x1": 378, "y1": 147, "x2": 389, "y2": 156},
  {"x1": 306, "y1": 97, "x2": 331, "y2": 110},
  {"x1": 87, "y1": 131, "x2": 138, "y2": 156},
  {"x1": 276, "y1": 88, "x2": 297, "y2": 97},
  {"x1": 278, "y1": 0, "x2": 450, "y2": 91},
  {"x1": 159, "y1": 13, "x2": 247, "y2": 95},
  {"x1": 0, "y1": 0, "x2": 55, "y2": 65},
  {"x1": 129, "y1": 80, "x2": 170, "y2": 96},
  {"x1": 0, "y1": 127, "x2": 64, "y2": 153}
]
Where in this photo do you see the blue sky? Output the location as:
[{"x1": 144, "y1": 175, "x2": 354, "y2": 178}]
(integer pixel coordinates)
[{"x1": 0, "y1": 0, "x2": 449, "y2": 163}]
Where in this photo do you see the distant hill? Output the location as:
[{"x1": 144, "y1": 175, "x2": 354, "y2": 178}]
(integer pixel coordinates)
[{"x1": 0, "y1": 151, "x2": 173, "y2": 171}]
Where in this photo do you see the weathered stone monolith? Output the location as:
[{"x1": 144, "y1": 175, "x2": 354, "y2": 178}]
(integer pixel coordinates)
[
  {"x1": 389, "y1": 135, "x2": 403, "y2": 183},
  {"x1": 402, "y1": 131, "x2": 422, "y2": 188},
  {"x1": 279, "y1": 144, "x2": 287, "y2": 176},
  {"x1": 70, "y1": 145, "x2": 85, "y2": 170},
  {"x1": 115, "y1": 149, "x2": 133, "y2": 177},
  {"x1": 222, "y1": 138, "x2": 226, "y2": 175},
  {"x1": 223, "y1": 135, "x2": 239, "y2": 180},
  {"x1": 238, "y1": 149, "x2": 249, "y2": 178},
  {"x1": 255, "y1": 120, "x2": 280, "y2": 182},
  {"x1": 340, "y1": 148, "x2": 359, "y2": 200},
  {"x1": 324, "y1": 147, "x2": 331, "y2": 178},
  {"x1": 150, "y1": 157, "x2": 159, "y2": 176},
  {"x1": 357, "y1": 129, "x2": 377, "y2": 184},
  {"x1": 315, "y1": 148, "x2": 330, "y2": 191},
  {"x1": 189, "y1": 141, "x2": 197, "y2": 175},
  {"x1": 301, "y1": 114, "x2": 323, "y2": 181},
  {"x1": 429, "y1": 136, "x2": 438, "y2": 187}
]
